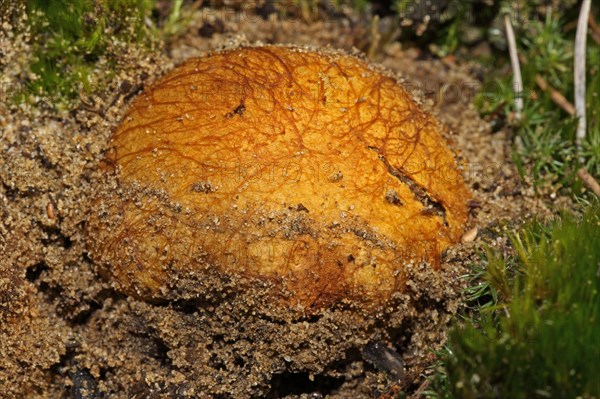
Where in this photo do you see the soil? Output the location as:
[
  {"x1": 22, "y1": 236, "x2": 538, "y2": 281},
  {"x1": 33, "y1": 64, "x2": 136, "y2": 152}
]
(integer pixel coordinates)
[{"x1": 0, "y1": 5, "x2": 568, "y2": 399}]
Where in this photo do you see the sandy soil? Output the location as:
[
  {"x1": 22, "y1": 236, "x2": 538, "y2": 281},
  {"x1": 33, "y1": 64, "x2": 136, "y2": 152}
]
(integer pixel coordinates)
[{"x1": 0, "y1": 5, "x2": 567, "y2": 399}]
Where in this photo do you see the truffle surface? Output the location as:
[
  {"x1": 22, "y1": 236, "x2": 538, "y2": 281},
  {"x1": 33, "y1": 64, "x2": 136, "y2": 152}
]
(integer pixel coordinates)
[{"x1": 87, "y1": 45, "x2": 470, "y2": 312}]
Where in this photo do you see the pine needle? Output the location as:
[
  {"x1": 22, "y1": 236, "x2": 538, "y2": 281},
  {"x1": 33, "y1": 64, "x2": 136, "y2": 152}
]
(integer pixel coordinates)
[
  {"x1": 534, "y1": 74, "x2": 576, "y2": 116},
  {"x1": 504, "y1": 13, "x2": 523, "y2": 122},
  {"x1": 577, "y1": 168, "x2": 600, "y2": 197},
  {"x1": 575, "y1": 0, "x2": 591, "y2": 155}
]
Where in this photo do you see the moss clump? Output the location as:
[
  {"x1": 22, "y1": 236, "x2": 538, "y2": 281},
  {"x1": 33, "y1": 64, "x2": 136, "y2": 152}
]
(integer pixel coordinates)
[
  {"x1": 22, "y1": 0, "x2": 157, "y2": 107},
  {"x1": 431, "y1": 200, "x2": 600, "y2": 398}
]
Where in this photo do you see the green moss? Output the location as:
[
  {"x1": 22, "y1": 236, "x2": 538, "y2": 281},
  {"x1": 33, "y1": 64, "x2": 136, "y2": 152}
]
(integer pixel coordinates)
[
  {"x1": 430, "y1": 200, "x2": 600, "y2": 398},
  {"x1": 21, "y1": 0, "x2": 157, "y2": 107},
  {"x1": 475, "y1": 8, "x2": 600, "y2": 191}
]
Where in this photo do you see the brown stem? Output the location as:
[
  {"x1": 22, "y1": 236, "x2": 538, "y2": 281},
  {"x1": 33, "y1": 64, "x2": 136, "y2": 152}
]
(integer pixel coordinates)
[
  {"x1": 577, "y1": 168, "x2": 600, "y2": 197},
  {"x1": 534, "y1": 75, "x2": 576, "y2": 116}
]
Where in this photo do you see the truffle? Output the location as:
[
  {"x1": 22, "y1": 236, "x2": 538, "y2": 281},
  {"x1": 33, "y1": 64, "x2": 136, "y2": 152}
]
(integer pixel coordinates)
[{"x1": 87, "y1": 45, "x2": 470, "y2": 312}]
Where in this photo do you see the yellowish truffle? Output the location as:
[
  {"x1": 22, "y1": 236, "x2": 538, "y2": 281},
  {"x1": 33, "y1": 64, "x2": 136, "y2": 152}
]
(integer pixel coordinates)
[{"x1": 87, "y1": 45, "x2": 470, "y2": 311}]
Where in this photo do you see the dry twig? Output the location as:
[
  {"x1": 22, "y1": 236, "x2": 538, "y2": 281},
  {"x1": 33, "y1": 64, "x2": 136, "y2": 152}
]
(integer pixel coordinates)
[
  {"x1": 504, "y1": 13, "x2": 523, "y2": 121},
  {"x1": 588, "y1": 13, "x2": 600, "y2": 45},
  {"x1": 410, "y1": 379, "x2": 430, "y2": 399},
  {"x1": 534, "y1": 74, "x2": 576, "y2": 116},
  {"x1": 577, "y1": 168, "x2": 600, "y2": 197},
  {"x1": 574, "y1": 0, "x2": 591, "y2": 155}
]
